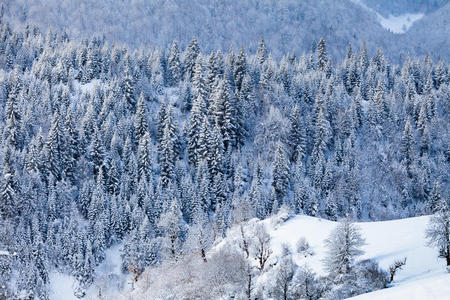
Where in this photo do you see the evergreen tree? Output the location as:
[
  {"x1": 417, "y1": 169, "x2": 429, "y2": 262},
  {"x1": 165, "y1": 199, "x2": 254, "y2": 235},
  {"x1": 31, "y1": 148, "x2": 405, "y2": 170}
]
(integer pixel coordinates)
[
  {"x1": 156, "y1": 100, "x2": 167, "y2": 144},
  {"x1": 123, "y1": 62, "x2": 136, "y2": 111},
  {"x1": 90, "y1": 128, "x2": 105, "y2": 178},
  {"x1": 135, "y1": 93, "x2": 149, "y2": 144},
  {"x1": 311, "y1": 107, "x2": 331, "y2": 168},
  {"x1": 138, "y1": 132, "x2": 153, "y2": 183},
  {"x1": 316, "y1": 38, "x2": 328, "y2": 72},
  {"x1": 184, "y1": 37, "x2": 200, "y2": 81},
  {"x1": 3, "y1": 77, "x2": 22, "y2": 150},
  {"x1": 287, "y1": 104, "x2": 306, "y2": 162},
  {"x1": 429, "y1": 181, "x2": 443, "y2": 214},
  {"x1": 257, "y1": 37, "x2": 267, "y2": 65},
  {"x1": 234, "y1": 48, "x2": 247, "y2": 91},
  {"x1": 401, "y1": 119, "x2": 415, "y2": 177},
  {"x1": 187, "y1": 95, "x2": 207, "y2": 166},
  {"x1": 191, "y1": 55, "x2": 207, "y2": 105},
  {"x1": 272, "y1": 141, "x2": 290, "y2": 202},
  {"x1": 44, "y1": 109, "x2": 66, "y2": 181},
  {"x1": 0, "y1": 146, "x2": 18, "y2": 218},
  {"x1": 159, "y1": 105, "x2": 180, "y2": 187},
  {"x1": 168, "y1": 40, "x2": 182, "y2": 86},
  {"x1": 210, "y1": 78, "x2": 237, "y2": 149}
]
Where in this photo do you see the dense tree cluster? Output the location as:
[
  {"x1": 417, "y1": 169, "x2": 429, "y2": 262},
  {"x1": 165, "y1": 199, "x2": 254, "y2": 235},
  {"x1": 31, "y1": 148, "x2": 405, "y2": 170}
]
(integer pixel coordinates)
[
  {"x1": 0, "y1": 17, "x2": 448, "y2": 298},
  {"x1": 1, "y1": 0, "x2": 449, "y2": 62}
]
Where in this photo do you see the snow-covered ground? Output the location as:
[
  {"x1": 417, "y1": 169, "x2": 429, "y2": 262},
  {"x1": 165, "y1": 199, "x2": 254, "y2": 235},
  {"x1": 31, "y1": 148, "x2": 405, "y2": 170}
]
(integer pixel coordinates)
[
  {"x1": 351, "y1": 0, "x2": 424, "y2": 34},
  {"x1": 377, "y1": 13, "x2": 424, "y2": 34},
  {"x1": 265, "y1": 214, "x2": 449, "y2": 299},
  {"x1": 49, "y1": 244, "x2": 128, "y2": 300}
]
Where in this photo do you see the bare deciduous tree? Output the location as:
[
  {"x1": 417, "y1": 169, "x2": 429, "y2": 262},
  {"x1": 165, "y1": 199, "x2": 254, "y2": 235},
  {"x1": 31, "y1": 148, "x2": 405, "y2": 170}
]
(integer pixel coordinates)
[{"x1": 252, "y1": 223, "x2": 273, "y2": 272}]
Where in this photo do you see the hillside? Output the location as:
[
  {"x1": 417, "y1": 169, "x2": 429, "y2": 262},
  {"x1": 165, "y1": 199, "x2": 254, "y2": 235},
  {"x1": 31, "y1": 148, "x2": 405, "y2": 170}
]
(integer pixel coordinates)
[
  {"x1": 1, "y1": 0, "x2": 448, "y2": 60},
  {"x1": 123, "y1": 213, "x2": 450, "y2": 299},
  {"x1": 0, "y1": 5, "x2": 448, "y2": 299}
]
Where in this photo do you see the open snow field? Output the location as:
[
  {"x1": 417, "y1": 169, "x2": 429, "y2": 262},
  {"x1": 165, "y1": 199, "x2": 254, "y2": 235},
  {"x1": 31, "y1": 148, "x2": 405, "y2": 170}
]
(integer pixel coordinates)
[{"x1": 268, "y1": 214, "x2": 449, "y2": 299}]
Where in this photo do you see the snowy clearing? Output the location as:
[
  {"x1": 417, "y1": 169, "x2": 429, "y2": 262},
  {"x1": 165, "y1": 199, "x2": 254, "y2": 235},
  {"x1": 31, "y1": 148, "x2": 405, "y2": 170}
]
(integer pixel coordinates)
[
  {"x1": 265, "y1": 214, "x2": 448, "y2": 298},
  {"x1": 49, "y1": 244, "x2": 128, "y2": 300},
  {"x1": 351, "y1": 0, "x2": 424, "y2": 34},
  {"x1": 377, "y1": 13, "x2": 424, "y2": 34}
]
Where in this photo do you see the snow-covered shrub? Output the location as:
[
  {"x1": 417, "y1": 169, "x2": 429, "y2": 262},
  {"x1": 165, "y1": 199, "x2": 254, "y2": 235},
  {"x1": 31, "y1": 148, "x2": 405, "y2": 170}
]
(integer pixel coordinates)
[
  {"x1": 321, "y1": 259, "x2": 388, "y2": 300},
  {"x1": 289, "y1": 265, "x2": 324, "y2": 300},
  {"x1": 296, "y1": 237, "x2": 314, "y2": 257},
  {"x1": 270, "y1": 205, "x2": 294, "y2": 229}
]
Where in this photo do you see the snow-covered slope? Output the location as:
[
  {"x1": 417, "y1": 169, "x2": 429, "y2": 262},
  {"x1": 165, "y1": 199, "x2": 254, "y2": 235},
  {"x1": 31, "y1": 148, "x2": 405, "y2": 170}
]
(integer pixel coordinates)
[
  {"x1": 54, "y1": 213, "x2": 448, "y2": 299},
  {"x1": 269, "y1": 215, "x2": 440, "y2": 276},
  {"x1": 377, "y1": 13, "x2": 424, "y2": 34},
  {"x1": 49, "y1": 244, "x2": 127, "y2": 300},
  {"x1": 351, "y1": 0, "x2": 424, "y2": 33},
  {"x1": 348, "y1": 272, "x2": 450, "y2": 300},
  {"x1": 266, "y1": 214, "x2": 449, "y2": 299}
]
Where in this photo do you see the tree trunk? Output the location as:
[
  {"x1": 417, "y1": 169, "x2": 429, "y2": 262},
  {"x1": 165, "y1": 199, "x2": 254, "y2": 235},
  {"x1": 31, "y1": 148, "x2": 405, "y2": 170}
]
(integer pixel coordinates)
[
  {"x1": 446, "y1": 245, "x2": 450, "y2": 266},
  {"x1": 201, "y1": 248, "x2": 207, "y2": 263}
]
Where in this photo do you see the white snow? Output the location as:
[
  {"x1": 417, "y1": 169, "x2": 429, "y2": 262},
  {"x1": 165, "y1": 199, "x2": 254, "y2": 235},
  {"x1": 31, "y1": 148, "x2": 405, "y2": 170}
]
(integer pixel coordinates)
[
  {"x1": 48, "y1": 272, "x2": 78, "y2": 300},
  {"x1": 377, "y1": 13, "x2": 424, "y2": 34},
  {"x1": 348, "y1": 271, "x2": 450, "y2": 300},
  {"x1": 263, "y1": 214, "x2": 449, "y2": 299},
  {"x1": 350, "y1": 0, "x2": 424, "y2": 34},
  {"x1": 49, "y1": 243, "x2": 127, "y2": 300}
]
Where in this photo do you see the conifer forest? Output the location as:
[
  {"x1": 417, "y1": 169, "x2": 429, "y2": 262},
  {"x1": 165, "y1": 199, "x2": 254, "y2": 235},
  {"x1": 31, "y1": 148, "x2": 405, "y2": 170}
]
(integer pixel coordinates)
[{"x1": 0, "y1": 1, "x2": 448, "y2": 299}]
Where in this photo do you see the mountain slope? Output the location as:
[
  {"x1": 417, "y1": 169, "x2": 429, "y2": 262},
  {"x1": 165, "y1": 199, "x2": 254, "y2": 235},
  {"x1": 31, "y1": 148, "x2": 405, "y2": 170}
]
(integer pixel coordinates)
[
  {"x1": 361, "y1": 0, "x2": 448, "y2": 17},
  {"x1": 402, "y1": 3, "x2": 450, "y2": 61},
  {"x1": 0, "y1": 0, "x2": 426, "y2": 60}
]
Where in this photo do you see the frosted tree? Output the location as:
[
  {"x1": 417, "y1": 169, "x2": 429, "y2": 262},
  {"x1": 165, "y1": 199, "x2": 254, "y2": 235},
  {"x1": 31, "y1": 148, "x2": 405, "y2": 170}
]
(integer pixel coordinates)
[
  {"x1": 158, "y1": 198, "x2": 184, "y2": 259},
  {"x1": 252, "y1": 223, "x2": 273, "y2": 272},
  {"x1": 185, "y1": 208, "x2": 213, "y2": 262},
  {"x1": 184, "y1": 37, "x2": 200, "y2": 80},
  {"x1": 287, "y1": 104, "x2": 306, "y2": 162},
  {"x1": 187, "y1": 94, "x2": 207, "y2": 166},
  {"x1": 156, "y1": 100, "x2": 167, "y2": 144},
  {"x1": 290, "y1": 265, "x2": 321, "y2": 300},
  {"x1": 311, "y1": 107, "x2": 331, "y2": 169},
  {"x1": 44, "y1": 109, "x2": 66, "y2": 181},
  {"x1": 137, "y1": 132, "x2": 153, "y2": 183},
  {"x1": 90, "y1": 128, "x2": 105, "y2": 179},
  {"x1": 210, "y1": 78, "x2": 237, "y2": 149},
  {"x1": 426, "y1": 197, "x2": 450, "y2": 266},
  {"x1": 257, "y1": 37, "x2": 267, "y2": 65},
  {"x1": 0, "y1": 146, "x2": 18, "y2": 218},
  {"x1": 3, "y1": 75, "x2": 22, "y2": 150},
  {"x1": 135, "y1": 93, "x2": 149, "y2": 143},
  {"x1": 159, "y1": 105, "x2": 180, "y2": 187},
  {"x1": 429, "y1": 181, "x2": 443, "y2": 214},
  {"x1": 401, "y1": 119, "x2": 415, "y2": 177},
  {"x1": 168, "y1": 40, "x2": 182, "y2": 86},
  {"x1": 323, "y1": 217, "x2": 365, "y2": 280},
  {"x1": 272, "y1": 141, "x2": 290, "y2": 202},
  {"x1": 123, "y1": 62, "x2": 136, "y2": 111},
  {"x1": 180, "y1": 79, "x2": 194, "y2": 111},
  {"x1": 359, "y1": 41, "x2": 369, "y2": 73},
  {"x1": 271, "y1": 245, "x2": 295, "y2": 300},
  {"x1": 316, "y1": 38, "x2": 328, "y2": 72},
  {"x1": 234, "y1": 48, "x2": 247, "y2": 91}
]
